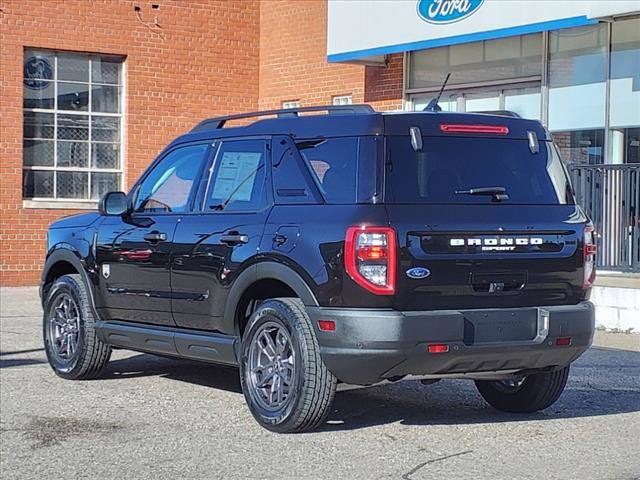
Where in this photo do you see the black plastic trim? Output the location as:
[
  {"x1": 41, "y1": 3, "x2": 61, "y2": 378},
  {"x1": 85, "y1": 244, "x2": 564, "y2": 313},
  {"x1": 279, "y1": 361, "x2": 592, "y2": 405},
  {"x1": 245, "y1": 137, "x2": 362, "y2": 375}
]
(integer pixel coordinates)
[
  {"x1": 307, "y1": 302, "x2": 595, "y2": 385},
  {"x1": 41, "y1": 248, "x2": 98, "y2": 315},
  {"x1": 223, "y1": 261, "x2": 319, "y2": 335},
  {"x1": 96, "y1": 321, "x2": 239, "y2": 366}
]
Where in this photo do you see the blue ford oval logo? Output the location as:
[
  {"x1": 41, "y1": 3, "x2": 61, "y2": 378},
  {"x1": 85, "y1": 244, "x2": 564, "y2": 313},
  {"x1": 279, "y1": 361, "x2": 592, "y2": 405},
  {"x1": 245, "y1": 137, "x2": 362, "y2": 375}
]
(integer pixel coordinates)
[
  {"x1": 417, "y1": 0, "x2": 484, "y2": 24},
  {"x1": 406, "y1": 267, "x2": 431, "y2": 279}
]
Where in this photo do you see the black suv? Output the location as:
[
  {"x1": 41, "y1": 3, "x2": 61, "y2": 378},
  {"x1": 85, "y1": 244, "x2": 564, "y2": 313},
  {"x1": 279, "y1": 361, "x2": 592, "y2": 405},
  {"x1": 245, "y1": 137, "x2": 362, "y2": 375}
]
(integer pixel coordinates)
[{"x1": 41, "y1": 105, "x2": 596, "y2": 433}]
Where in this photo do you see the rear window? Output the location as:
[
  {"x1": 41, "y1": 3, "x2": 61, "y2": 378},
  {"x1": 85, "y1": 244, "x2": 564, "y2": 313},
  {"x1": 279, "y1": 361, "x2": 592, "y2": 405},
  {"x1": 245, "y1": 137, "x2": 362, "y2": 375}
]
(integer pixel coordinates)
[{"x1": 385, "y1": 136, "x2": 574, "y2": 205}]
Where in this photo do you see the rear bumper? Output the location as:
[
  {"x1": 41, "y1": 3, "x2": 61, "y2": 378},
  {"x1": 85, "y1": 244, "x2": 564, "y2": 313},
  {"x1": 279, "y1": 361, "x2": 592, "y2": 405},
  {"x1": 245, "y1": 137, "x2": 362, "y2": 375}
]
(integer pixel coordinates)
[{"x1": 307, "y1": 302, "x2": 595, "y2": 385}]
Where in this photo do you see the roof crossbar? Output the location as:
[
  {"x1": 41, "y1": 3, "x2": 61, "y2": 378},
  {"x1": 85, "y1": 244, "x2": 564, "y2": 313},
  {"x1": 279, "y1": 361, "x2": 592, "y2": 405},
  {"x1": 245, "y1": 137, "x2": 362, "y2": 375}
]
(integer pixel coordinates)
[{"x1": 191, "y1": 104, "x2": 375, "y2": 132}]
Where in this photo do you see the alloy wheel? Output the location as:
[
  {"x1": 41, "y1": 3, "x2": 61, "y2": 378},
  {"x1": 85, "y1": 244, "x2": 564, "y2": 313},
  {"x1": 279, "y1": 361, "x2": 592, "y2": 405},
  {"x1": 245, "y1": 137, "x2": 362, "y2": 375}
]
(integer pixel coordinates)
[
  {"x1": 47, "y1": 293, "x2": 81, "y2": 363},
  {"x1": 247, "y1": 321, "x2": 296, "y2": 411}
]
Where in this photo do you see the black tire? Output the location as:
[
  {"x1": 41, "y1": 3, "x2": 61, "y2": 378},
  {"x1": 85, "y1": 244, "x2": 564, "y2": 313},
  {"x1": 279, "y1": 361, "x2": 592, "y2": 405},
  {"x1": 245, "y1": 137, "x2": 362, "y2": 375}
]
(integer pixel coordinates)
[
  {"x1": 240, "y1": 298, "x2": 337, "y2": 433},
  {"x1": 475, "y1": 365, "x2": 570, "y2": 413},
  {"x1": 43, "y1": 274, "x2": 111, "y2": 380}
]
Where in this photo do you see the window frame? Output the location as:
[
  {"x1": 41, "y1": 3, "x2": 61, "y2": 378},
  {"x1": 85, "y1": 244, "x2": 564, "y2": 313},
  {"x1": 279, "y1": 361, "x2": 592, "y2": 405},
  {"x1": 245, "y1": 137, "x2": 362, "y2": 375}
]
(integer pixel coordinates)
[
  {"x1": 197, "y1": 136, "x2": 272, "y2": 215},
  {"x1": 22, "y1": 49, "x2": 125, "y2": 205},
  {"x1": 129, "y1": 141, "x2": 213, "y2": 216}
]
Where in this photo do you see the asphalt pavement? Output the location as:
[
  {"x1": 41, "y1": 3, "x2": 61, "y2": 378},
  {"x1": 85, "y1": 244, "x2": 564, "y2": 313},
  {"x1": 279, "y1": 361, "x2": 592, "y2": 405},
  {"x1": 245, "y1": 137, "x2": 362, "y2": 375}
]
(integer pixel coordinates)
[{"x1": 1, "y1": 287, "x2": 639, "y2": 480}]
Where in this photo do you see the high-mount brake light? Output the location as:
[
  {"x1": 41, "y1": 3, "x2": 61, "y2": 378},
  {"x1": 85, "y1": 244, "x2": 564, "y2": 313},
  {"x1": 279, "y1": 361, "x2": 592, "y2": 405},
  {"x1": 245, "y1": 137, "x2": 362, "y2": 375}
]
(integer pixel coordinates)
[
  {"x1": 345, "y1": 226, "x2": 397, "y2": 295},
  {"x1": 583, "y1": 224, "x2": 597, "y2": 289},
  {"x1": 439, "y1": 124, "x2": 510, "y2": 135}
]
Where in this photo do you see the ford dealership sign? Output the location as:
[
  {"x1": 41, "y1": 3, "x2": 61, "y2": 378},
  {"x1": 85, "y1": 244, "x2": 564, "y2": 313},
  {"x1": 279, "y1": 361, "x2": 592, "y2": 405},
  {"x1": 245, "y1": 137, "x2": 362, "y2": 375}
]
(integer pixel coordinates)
[
  {"x1": 417, "y1": 0, "x2": 484, "y2": 24},
  {"x1": 328, "y1": 1, "x2": 639, "y2": 63}
]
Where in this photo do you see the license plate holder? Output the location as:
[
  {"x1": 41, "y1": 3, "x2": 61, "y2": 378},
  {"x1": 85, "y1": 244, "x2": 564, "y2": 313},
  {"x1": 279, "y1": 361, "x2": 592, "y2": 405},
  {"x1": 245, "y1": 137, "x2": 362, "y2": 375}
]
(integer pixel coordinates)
[{"x1": 462, "y1": 308, "x2": 542, "y2": 345}]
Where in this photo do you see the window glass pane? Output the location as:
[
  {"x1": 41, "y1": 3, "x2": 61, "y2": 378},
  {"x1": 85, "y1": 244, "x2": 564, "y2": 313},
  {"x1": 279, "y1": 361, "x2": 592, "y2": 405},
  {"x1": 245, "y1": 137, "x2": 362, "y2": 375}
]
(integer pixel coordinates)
[
  {"x1": 57, "y1": 114, "x2": 89, "y2": 140},
  {"x1": 57, "y1": 171, "x2": 88, "y2": 199},
  {"x1": 552, "y1": 130, "x2": 605, "y2": 165},
  {"x1": 24, "y1": 51, "x2": 54, "y2": 82},
  {"x1": 205, "y1": 140, "x2": 266, "y2": 211},
  {"x1": 57, "y1": 82, "x2": 89, "y2": 111},
  {"x1": 464, "y1": 91, "x2": 500, "y2": 112},
  {"x1": 135, "y1": 144, "x2": 209, "y2": 213},
  {"x1": 22, "y1": 51, "x2": 123, "y2": 200},
  {"x1": 504, "y1": 87, "x2": 541, "y2": 120},
  {"x1": 610, "y1": 18, "x2": 640, "y2": 129},
  {"x1": 92, "y1": 57, "x2": 121, "y2": 85},
  {"x1": 24, "y1": 140, "x2": 54, "y2": 167},
  {"x1": 91, "y1": 172, "x2": 120, "y2": 199},
  {"x1": 385, "y1": 136, "x2": 572, "y2": 205},
  {"x1": 610, "y1": 128, "x2": 640, "y2": 164},
  {"x1": 91, "y1": 85, "x2": 120, "y2": 113},
  {"x1": 92, "y1": 143, "x2": 120, "y2": 169},
  {"x1": 91, "y1": 115, "x2": 119, "y2": 142},
  {"x1": 23, "y1": 80, "x2": 54, "y2": 109},
  {"x1": 57, "y1": 53, "x2": 89, "y2": 82},
  {"x1": 412, "y1": 94, "x2": 457, "y2": 112},
  {"x1": 409, "y1": 33, "x2": 542, "y2": 89},
  {"x1": 548, "y1": 25, "x2": 607, "y2": 131},
  {"x1": 24, "y1": 112, "x2": 54, "y2": 139},
  {"x1": 297, "y1": 138, "x2": 359, "y2": 204},
  {"x1": 23, "y1": 170, "x2": 54, "y2": 198},
  {"x1": 57, "y1": 141, "x2": 89, "y2": 168}
]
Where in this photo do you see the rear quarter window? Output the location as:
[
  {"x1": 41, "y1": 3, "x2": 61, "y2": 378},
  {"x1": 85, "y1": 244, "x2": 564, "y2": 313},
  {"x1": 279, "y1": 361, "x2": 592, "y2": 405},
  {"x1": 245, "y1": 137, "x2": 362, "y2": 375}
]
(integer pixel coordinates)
[{"x1": 297, "y1": 137, "x2": 359, "y2": 204}]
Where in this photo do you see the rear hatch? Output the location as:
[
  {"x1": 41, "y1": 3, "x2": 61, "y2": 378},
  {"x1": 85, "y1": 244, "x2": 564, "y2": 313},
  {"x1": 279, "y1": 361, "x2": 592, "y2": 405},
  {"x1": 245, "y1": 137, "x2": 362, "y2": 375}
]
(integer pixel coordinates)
[{"x1": 383, "y1": 117, "x2": 589, "y2": 311}]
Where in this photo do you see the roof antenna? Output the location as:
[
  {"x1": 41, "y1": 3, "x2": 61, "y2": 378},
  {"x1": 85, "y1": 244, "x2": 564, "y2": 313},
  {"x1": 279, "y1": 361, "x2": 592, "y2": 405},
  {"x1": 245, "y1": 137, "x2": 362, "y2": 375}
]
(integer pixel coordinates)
[{"x1": 424, "y1": 73, "x2": 451, "y2": 112}]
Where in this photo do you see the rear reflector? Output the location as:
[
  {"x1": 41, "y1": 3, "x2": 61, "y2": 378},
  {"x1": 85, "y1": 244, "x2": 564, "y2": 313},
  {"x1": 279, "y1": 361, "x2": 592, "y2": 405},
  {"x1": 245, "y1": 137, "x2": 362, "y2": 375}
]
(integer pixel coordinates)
[
  {"x1": 427, "y1": 344, "x2": 449, "y2": 353},
  {"x1": 556, "y1": 336, "x2": 572, "y2": 346},
  {"x1": 440, "y1": 124, "x2": 509, "y2": 135},
  {"x1": 318, "y1": 320, "x2": 336, "y2": 332}
]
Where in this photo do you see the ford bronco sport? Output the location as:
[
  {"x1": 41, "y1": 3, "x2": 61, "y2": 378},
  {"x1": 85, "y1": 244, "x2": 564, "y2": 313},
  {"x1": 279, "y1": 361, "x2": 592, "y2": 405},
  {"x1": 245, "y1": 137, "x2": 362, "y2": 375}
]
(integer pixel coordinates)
[{"x1": 41, "y1": 104, "x2": 596, "y2": 433}]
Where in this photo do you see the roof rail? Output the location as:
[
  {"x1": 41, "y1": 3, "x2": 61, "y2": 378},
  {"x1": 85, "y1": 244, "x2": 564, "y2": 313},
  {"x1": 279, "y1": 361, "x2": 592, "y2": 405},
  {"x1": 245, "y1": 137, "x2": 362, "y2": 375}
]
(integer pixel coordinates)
[
  {"x1": 191, "y1": 104, "x2": 375, "y2": 132},
  {"x1": 470, "y1": 110, "x2": 521, "y2": 118}
]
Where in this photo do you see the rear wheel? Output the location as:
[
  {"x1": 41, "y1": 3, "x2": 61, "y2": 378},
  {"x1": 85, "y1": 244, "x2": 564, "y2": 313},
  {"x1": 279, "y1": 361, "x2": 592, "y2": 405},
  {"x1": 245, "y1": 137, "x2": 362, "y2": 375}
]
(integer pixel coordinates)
[
  {"x1": 43, "y1": 274, "x2": 111, "y2": 380},
  {"x1": 475, "y1": 366, "x2": 570, "y2": 413},
  {"x1": 240, "y1": 298, "x2": 337, "y2": 433}
]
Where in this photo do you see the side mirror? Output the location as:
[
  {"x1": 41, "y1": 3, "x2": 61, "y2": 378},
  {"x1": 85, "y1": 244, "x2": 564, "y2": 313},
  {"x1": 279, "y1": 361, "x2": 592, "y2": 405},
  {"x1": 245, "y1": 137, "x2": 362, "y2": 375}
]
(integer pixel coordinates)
[{"x1": 98, "y1": 191, "x2": 129, "y2": 216}]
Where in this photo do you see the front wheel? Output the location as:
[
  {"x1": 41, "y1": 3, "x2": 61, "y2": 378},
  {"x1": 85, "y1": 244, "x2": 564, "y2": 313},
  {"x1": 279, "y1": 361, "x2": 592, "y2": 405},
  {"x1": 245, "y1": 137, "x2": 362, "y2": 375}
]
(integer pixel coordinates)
[
  {"x1": 240, "y1": 298, "x2": 337, "y2": 433},
  {"x1": 43, "y1": 274, "x2": 111, "y2": 380},
  {"x1": 475, "y1": 365, "x2": 570, "y2": 413}
]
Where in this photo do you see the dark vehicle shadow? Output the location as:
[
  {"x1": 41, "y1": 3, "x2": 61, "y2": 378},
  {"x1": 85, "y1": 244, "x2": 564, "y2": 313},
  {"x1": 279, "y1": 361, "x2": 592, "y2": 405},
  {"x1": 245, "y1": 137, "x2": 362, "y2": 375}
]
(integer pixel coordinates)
[
  {"x1": 323, "y1": 346, "x2": 640, "y2": 431},
  {"x1": 97, "y1": 346, "x2": 639, "y2": 430},
  {"x1": 0, "y1": 348, "x2": 47, "y2": 368},
  {"x1": 104, "y1": 354, "x2": 242, "y2": 393}
]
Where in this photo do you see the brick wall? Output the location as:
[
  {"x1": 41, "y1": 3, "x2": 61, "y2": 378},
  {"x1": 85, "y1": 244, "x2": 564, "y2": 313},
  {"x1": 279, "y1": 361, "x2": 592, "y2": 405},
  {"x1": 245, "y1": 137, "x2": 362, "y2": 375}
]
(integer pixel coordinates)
[
  {"x1": 0, "y1": 0, "x2": 405, "y2": 286},
  {"x1": 0, "y1": 0, "x2": 260, "y2": 286},
  {"x1": 258, "y1": 0, "x2": 403, "y2": 111}
]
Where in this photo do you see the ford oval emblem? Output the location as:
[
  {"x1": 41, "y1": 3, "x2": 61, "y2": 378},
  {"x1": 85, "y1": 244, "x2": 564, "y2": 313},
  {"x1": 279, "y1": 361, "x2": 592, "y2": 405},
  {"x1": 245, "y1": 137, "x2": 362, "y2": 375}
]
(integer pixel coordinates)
[
  {"x1": 406, "y1": 267, "x2": 431, "y2": 279},
  {"x1": 417, "y1": 0, "x2": 484, "y2": 25}
]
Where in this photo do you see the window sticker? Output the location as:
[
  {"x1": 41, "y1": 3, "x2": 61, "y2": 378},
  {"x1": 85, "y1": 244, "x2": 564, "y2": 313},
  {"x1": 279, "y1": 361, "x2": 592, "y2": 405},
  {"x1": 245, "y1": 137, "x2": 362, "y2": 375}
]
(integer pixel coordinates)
[{"x1": 211, "y1": 151, "x2": 262, "y2": 202}]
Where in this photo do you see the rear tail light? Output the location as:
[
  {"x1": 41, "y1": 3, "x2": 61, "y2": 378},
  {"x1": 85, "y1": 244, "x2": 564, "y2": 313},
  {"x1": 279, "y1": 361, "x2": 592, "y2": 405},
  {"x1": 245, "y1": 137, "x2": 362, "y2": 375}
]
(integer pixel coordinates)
[
  {"x1": 345, "y1": 226, "x2": 396, "y2": 295},
  {"x1": 583, "y1": 224, "x2": 597, "y2": 289},
  {"x1": 440, "y1": 124, "x2": 509, "y2": 135}
]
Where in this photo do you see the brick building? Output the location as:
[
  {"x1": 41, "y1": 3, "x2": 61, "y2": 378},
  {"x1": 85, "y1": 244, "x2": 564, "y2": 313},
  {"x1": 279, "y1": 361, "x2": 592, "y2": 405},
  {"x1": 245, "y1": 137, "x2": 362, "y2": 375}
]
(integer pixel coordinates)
[{"x1": 1, "y1": 0, "x2": 639, "y2": 332}]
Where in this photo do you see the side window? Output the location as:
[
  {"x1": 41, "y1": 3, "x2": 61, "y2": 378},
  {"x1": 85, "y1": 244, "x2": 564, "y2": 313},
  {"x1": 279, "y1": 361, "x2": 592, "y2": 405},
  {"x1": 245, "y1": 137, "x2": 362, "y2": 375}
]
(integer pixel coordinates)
[
  {"x1": 297, "y1": 137, "x2": 359, "y2": 204},
  {"x1": 134, "y1": 143, "x2": 209, "y2": 213},
  {"x1": 204, "y1": 139, "x2": 267, "y2": 212}
]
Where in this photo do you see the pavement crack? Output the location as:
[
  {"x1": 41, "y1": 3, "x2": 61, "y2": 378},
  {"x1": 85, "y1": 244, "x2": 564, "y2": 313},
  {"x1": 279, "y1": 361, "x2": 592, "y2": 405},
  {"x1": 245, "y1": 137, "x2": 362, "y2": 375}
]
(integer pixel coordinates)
[{"x1": 402, "y1": 450, "x2": 472, "y2": 480}]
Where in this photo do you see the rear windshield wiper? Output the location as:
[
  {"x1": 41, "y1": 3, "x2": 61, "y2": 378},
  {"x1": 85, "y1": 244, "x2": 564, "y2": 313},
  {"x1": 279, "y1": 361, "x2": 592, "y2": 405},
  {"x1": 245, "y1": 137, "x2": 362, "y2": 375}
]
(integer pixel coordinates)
[{"x1": 455, "y1": 186, "x2": 509, "y2": 201}]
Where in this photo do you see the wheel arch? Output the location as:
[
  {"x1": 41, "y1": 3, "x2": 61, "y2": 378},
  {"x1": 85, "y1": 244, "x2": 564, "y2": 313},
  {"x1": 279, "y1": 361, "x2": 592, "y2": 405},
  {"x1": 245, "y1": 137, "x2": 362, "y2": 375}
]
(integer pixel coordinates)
[
  {"x1": 224, "y1": 261, "x2": 319, "y2": 338},
  {"x1": 41, "y1": 248, "x2": 98, "y2": 316}
]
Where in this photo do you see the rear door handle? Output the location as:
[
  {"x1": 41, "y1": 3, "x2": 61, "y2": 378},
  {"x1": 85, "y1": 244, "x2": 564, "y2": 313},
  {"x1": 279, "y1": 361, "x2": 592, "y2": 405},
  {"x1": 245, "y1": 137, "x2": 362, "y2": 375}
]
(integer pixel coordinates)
[
  {"x1": 144, "y1": 232, "x2": 167, "y2": 242},
  {"x1": 220, "y1": 233, "x2": 249, "y2": 245}
]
